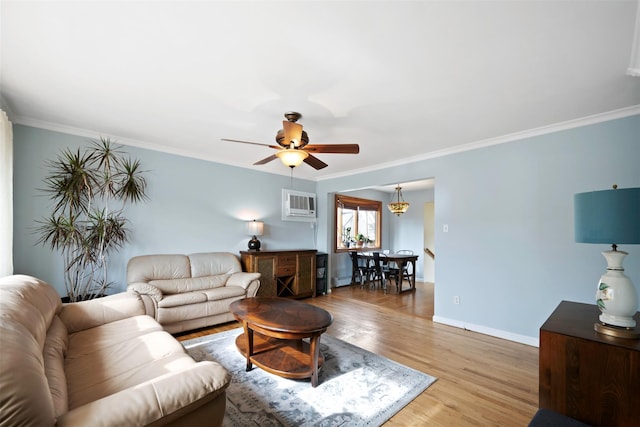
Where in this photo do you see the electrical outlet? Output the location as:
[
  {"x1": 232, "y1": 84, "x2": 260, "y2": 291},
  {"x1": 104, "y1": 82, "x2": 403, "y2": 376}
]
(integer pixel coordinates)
[
  {"x1": 453, "y1": 296, "x2": 460, "y2": 305},
  {"x1": 443, "y1": 224, "x2": 449, "y2": 232}
]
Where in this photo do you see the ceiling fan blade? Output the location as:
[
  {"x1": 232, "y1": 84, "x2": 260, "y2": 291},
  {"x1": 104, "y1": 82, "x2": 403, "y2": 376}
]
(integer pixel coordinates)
[
  {"x1": 253, "y1": 154, "x2": 278, "y2": 165},
  {"x1": 282, "y1": 121, "x2": 304, "y2": 147},
  {"x1": 303, "y1": 154, "x2": 328, "y2": 170},
  {"x1": 221, "y1": 138, "x2": 280, "y2": 150},
  {"x1": 304, "y1": 144, "x2": 360, "y2": 154}
]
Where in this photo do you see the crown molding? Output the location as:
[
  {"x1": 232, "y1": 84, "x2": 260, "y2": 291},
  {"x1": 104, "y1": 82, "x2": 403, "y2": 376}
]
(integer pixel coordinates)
[
  {"x1": 9, "y1": 115, "x2": 272, "y2": 171},
  {"x1": 11, "y1": 105, "x2": 640, "y2": 183},
  {"x1": 317, "y1": 105, "x2": 640, "y2": 181}
]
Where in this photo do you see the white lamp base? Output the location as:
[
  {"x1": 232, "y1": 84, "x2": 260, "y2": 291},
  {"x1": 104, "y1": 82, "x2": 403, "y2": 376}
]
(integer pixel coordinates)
[{"x1": 596, "y1": 250, "x2": 638, "y2": 329}]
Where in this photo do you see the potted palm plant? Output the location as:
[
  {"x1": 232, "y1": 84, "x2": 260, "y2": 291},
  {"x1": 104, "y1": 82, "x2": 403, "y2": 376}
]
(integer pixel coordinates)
[{"x1": 36, "y1": 138, "x2": 148, "y2": 302}]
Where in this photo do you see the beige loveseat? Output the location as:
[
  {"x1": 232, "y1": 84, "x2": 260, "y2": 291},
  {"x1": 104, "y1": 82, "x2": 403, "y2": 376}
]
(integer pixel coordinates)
[
  {"x1": 127, "y1": 252, "x2": 260, "y2": 334},
  {"x1": 0, "y1": 275, "x2": 230, "y2": 427}
]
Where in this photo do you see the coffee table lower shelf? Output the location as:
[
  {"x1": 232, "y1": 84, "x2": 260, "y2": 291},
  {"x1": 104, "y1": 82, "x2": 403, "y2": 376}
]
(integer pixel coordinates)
[{"x1": 235, "y1": 333, "x2": 325, "y2": 381}]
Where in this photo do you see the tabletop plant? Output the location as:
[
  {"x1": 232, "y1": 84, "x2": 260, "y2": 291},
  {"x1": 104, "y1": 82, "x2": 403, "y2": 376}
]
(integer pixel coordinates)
[{"x1": 36, "y1": 138, "x2": 148, "y2": 302}]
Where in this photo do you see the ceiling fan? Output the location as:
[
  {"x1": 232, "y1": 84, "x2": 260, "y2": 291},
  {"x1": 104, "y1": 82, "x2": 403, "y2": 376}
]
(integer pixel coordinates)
[{"x1": 222, "y1": 111, "x2": 360, "y2": 170}]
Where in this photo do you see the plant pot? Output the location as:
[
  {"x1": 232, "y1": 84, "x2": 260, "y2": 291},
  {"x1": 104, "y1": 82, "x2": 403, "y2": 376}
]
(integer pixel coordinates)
[{"x1": 61, "y1": 294, "x2": 105, "y2": 303}]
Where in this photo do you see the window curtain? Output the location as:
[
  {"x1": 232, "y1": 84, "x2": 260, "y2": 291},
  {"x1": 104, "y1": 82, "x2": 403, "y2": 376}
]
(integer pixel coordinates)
[
  {"x1": 628, "y1": 0, "x2": 640, "y2": 76},
  {"x1": 0, "y1": 110, "x2": 13, "y2": 277}
]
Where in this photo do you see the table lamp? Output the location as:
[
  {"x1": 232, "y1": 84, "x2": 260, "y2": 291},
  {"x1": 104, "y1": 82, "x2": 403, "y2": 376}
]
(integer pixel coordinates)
[
  {"x1": 574, "y1": 185, "x2": 640, "y2": 339},
  {"x1": 246, "y1": 220, "x2": 264, "y2": 251}
]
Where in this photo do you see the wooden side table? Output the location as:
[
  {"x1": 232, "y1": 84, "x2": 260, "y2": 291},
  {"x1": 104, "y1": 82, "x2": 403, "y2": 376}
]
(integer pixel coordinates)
[
  {"x1": 230, "y1": 297, "x2": 333, "y2": 387},
  {"x1": 539, "y1": 301, "x2": 640, "y2": 426}
]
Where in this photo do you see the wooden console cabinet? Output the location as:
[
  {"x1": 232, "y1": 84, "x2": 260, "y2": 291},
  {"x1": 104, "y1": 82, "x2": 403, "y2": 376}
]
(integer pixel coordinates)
[
  {"x1": 240, "y1": 250, "x2": 317, "y2": 299},
  {"x1": 539, "y1": 301, "x2": 640, "y2": 427}
]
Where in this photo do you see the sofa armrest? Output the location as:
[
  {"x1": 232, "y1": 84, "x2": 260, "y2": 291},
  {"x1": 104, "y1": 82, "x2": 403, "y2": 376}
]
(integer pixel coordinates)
[
  {"x1": 127, "y1": 282, "x2": 163, "y2": 302},
  {"x1": 55, "y1": 361, "x2": 230, "y2": 427},
  {"x1": 127, "y1": 282, "x2": 163, "y2": 318},
  {"x1": 226, "y1": 272, "x2": 261, "y2": 290},
  {"x1": 59, "y1": 292, "x2": 145, "y2": 334}
]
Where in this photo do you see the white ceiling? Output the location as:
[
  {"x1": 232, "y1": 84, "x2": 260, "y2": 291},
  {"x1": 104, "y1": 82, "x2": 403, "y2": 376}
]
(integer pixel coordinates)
[
  {"x1": 2, "y1": 1, "x2": 639, "y2": 182},
  {"x1": 373, "y1": 180, "x2": 435, "y2": 194}
]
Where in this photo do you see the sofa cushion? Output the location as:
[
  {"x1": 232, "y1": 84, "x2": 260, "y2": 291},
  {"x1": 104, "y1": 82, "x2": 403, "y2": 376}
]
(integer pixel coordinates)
[
  {"x1": 158, "y1": 285, "x2": 247, "y2": 310},
  {"x1": 203, "y1": 285, "x2": 247, "y2": 301},
  {"x1": 66, "y1": 314, "x2": 162, "y2": 359},
  {"x1": 157, "y1": 295, "x2": 244, "y2": 325},
  {"x1": 159, "y1": 291, "x2": 208, "y2": 308},
  {"x1": 151, "y1": 275, "x2": 231, "y2": 294},
  {"x1": 127, "y1": 254, "x2": 191, "y2": 283},
  {"x1": 44, "y1": 315, "x2": 69, "y2": 418},
  {"x1": 0, "y1": 275, "x2": 60, "y2": 426},
  {"x1": 189, "y1": 252, "x2": 242, "y2": 277},
  {"x1": 59, "y1": 291, "x2": 146, "y2": 334},
  {"x1": 58, "y1": 361, "x2": 229, "y2": 427},
  {"x1": 66, "y1": 329, "x2": 190, "y2": 409},
  {"x1": 0, "y1": 321, "x2": 56, "y2": 426},
  {"x1": 0, "y1": 274, "x2": 62, "y2": 347}
]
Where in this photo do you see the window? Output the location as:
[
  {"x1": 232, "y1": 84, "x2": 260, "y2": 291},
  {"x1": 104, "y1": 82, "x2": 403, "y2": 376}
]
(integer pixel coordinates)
[{"x1": 334, "y1": 194, "x2": 382, "y2": 252}]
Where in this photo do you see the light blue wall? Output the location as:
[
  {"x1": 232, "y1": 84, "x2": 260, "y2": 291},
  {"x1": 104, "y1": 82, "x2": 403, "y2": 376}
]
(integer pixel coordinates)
[
  {"x1": 12, "y1": 125, "x2": 315, "y2": 296},
  {"x1": 317, "y1": 115, "x2": 640, "y2": 342},
  {"x1": 12, "y1": 115, "x2": 640, "y2": 344}
]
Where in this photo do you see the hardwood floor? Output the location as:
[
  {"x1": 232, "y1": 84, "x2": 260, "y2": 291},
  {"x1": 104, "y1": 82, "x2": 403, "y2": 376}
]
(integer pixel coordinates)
[{"x1": 176, "y1": 282, "x2": 539, "y2": 426}]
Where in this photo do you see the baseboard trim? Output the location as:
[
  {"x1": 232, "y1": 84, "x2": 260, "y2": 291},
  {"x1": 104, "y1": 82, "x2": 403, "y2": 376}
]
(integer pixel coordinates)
[{"x1": 432, "y1": 315, "x2": 539, "y2": 347}]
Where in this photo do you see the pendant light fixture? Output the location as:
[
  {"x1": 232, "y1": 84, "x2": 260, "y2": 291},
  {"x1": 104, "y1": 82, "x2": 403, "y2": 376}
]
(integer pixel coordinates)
[{"x1": 388, "y1": 184, "x2": 410, "y2": 216}]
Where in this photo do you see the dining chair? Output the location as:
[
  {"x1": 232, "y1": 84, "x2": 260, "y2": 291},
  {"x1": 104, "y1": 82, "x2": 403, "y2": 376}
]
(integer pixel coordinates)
[
  {"x1": 349, "y1": 251, "x2": 369, "y2": 288},
  {"x1": 395, "y1": 249, "x2": 414, "y2": 255},
  {"x1": 369, "y1": 252, "x2": 391, "y2": 292},
  {"x1": 393, "y1": 249, "x2": 414, "y2": 284}
]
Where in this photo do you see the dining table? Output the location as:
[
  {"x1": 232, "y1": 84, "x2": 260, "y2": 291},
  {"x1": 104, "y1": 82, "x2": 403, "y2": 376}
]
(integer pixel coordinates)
[{"x1": 358, "y1": 251, "x2": 419, "y2": 294}]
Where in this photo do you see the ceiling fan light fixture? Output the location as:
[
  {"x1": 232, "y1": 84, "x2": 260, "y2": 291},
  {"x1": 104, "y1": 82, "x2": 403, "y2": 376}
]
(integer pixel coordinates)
[
  {"x1": 224, "y1": 111, "x2": 358, "y2": 170},
  {"x1": 388, "y1": 185, "x2": 410, "y2": 216},
  {"x1": 276, "y1": 149, "x2": 309, "y2": 168}
]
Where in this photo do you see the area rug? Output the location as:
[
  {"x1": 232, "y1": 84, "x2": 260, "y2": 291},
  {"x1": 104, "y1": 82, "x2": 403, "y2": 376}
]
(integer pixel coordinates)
[{"x1": 182, "y1": 328, "x2": 437, "y2": 426}]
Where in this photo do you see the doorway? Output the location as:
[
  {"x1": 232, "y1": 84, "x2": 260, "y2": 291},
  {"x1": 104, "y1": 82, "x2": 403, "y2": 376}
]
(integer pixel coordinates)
[{"x1": 423, "y1": 201, "x2": 435, "y2": 283}]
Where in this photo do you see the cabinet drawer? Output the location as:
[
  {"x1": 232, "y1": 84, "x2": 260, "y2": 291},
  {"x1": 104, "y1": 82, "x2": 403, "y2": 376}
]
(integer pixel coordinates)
[
  {"x1": 278, "y1": 254, "x2": 296, "y2": 264},
  {"x1": 276, "y1": 265, "x2": 296, "y2": 276},
  {"x1": 276, "y1": 255, "x2": 296, "y2": 276}
]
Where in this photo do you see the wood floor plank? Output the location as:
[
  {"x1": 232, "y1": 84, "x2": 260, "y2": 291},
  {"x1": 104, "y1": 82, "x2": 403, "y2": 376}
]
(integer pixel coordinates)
[{"x1": 176, "y1": 282, "x2": 539, "y2": 426}]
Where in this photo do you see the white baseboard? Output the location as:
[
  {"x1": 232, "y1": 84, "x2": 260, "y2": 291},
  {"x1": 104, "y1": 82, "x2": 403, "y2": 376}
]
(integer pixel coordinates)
[
  {"x1": 432, "y1": 315, "x2": 539, "y2": 347},
  {"x1": 333, "y1": 276, "x2": 427, "y2": 288},
  {"x1": 332, "y1": 276, "x2": 352, "y2": 287}
]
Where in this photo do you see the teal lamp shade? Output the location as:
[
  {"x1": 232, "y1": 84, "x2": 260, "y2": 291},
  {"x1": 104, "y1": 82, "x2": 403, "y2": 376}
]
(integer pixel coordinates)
[
  {"x1": 573, "y1": 186, "x2": 640, "y2": 334},
  {"x1": 574, "y1": 187, "x2": 640, "y2": 245}
]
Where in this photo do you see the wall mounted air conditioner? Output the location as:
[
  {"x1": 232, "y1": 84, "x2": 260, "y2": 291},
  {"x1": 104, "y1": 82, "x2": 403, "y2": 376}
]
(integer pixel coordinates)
[{"x1": 282, "y1": 189, "x2": 316, "y2": 222}]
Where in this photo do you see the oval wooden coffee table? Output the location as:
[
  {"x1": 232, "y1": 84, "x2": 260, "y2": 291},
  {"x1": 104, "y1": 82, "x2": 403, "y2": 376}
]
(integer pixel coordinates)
[{"x1": 229, "y1": 297, "x2": 333, "y2": 387}]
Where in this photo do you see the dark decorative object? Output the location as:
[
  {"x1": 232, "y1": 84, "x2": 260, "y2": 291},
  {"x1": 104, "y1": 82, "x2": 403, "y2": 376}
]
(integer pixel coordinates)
[{"x1": 246, "y1": 220, "x2": 264, "y2": 251}]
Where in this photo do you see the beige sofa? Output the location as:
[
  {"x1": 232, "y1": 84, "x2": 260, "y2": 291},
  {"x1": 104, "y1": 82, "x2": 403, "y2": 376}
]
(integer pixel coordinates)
[
  {"x1": 0, "y1": 275, "x2": 230, "y2": 427},
  {"x1": 127, "y1": 252, "x2": 260, "y2": 334}
]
